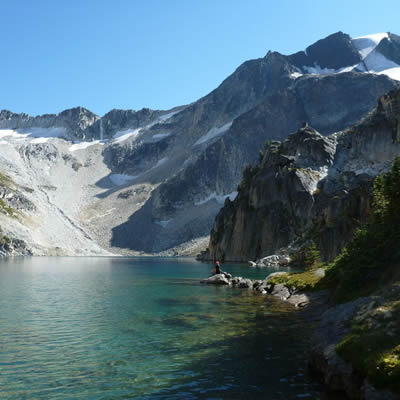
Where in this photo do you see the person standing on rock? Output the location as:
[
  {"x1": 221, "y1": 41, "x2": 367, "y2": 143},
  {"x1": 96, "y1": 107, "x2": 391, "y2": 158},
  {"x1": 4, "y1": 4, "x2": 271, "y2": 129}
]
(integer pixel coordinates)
[{"x1": 214, "y1": 260, "x2": 221, "y2": 275}]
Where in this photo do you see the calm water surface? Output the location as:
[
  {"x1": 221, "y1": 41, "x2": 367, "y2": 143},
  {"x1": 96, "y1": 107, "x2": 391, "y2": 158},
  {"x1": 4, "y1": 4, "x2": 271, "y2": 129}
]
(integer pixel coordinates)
[{"x1": 0, "y1": 257, "x2": 328, "y2": 399}]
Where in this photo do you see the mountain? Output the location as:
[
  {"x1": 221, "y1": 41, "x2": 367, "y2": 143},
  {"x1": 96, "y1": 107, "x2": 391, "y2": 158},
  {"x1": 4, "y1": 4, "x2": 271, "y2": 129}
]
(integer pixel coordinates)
[
  {"x1": 0, "y1": 32, "x2": 400, "y2": 256},
  {"x1": 203, "y1": 87, "x2": 400, "y2": 262}
]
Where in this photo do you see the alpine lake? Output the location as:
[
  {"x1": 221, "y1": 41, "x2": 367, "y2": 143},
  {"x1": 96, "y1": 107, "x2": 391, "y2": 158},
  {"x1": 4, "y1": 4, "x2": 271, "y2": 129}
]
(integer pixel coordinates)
[{"x1": 0, "y1": 257, "x2": 336, "y2": 399}]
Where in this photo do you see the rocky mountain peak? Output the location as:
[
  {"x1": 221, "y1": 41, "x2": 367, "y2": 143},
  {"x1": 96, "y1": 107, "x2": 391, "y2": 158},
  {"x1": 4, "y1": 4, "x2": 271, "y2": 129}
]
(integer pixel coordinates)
[
  {"x1": 375, "y1": 32, "x2": 400, "y2": 65},
  {"x1": 58, "y1": 106, "x2": 98, "y2": 119},
  {"x1": 289, "y1": 31, "x2": 361, "y2": 70},
  {"x1": 281, "y1": 125, "x2": 337, "y2": 168}
]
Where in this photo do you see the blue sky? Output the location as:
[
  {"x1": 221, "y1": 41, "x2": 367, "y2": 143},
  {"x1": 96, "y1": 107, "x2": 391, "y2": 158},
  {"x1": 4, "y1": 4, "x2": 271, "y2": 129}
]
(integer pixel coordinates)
[{"x1": 1, "y1": 0, "x2": 399, "y2": 116}]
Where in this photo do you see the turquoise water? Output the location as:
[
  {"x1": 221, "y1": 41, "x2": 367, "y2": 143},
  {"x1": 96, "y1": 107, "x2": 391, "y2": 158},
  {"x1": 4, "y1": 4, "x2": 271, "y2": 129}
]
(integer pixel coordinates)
[{"x1": 0, "y1": 257, "x2": 328, "y2": 399}]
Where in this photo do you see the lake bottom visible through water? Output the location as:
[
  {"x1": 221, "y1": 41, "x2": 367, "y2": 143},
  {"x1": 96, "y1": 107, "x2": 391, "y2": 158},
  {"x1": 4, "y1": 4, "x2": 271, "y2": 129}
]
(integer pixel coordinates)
[{"x1": 0, "y1": 257, "x2": 333, "y2": 399}]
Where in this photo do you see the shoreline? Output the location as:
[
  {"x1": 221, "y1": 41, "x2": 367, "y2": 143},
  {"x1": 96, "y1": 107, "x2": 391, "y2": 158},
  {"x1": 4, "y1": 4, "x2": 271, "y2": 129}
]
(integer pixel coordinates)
[{"x1": 201, "y1": 272, "x2": 400, "y2": 400}]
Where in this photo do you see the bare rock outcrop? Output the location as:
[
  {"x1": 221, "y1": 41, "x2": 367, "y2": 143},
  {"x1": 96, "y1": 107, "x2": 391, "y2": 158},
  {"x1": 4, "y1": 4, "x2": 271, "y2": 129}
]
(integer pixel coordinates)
[{"x1": 203, "y1": 88, "x2": 400, "y2": 262}]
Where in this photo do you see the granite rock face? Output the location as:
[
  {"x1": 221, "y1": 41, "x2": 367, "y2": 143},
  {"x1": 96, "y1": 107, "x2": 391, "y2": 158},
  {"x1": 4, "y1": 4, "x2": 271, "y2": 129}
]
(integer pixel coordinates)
[{"x1": 204, "y1": 89, "x2": 400, "y2": 262}]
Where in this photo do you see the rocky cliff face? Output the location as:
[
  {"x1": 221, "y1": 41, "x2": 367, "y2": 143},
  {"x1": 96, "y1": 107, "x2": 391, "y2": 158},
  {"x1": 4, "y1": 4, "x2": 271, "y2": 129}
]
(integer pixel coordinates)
[
  {"x1": 205, "y1": 88, "x2": 400, "y2": 262},
  {"x1": 1, "y1": 32, "x2": 400, "y2": 255},
  {"x1": 0, "y1": 107, "x2": 100, "y2": 141}
]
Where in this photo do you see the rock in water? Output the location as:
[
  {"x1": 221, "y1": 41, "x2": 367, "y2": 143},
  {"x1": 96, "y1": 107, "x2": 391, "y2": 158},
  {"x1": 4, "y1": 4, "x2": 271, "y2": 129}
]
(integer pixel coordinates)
[
  {"x1": 200, "y1": 274, "x2": 230, "y2": 285},
  {"x1": 237, "y1": 278, "x2": 254, "y2": 288}
]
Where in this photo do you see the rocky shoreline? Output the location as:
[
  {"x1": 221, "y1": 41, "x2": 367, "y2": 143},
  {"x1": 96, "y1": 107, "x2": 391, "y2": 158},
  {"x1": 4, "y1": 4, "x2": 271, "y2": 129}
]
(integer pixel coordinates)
[
  {"x1": 201, "y1": 271, "x2": 316, "y2": 307},
  {"x1": 201, "y1": 271, "x2": 400, "y2": 400}
]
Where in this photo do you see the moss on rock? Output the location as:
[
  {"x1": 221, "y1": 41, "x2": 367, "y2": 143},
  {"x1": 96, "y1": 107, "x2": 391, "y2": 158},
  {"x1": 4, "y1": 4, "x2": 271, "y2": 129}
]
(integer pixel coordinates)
[
  {"x1": 268, "y1": 267, "x2": 326, "y2": 292},
  {"x1": 336, "y1": 283, "x2": 400, "y2": 394}
]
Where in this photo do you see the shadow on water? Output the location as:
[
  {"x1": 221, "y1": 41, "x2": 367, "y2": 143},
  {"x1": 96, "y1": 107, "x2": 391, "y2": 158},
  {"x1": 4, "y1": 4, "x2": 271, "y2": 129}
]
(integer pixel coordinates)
[{"x1": 119, "y1": 295, "x2": 336, "y2": 400}]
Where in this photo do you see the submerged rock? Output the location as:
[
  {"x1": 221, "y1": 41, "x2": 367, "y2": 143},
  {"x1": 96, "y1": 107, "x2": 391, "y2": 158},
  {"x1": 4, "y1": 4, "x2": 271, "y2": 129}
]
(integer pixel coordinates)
[
  {"x1": 230, "y1": 277, "x2": 242, "y2": 286},
  {"x1": 237, "y1": 278, "x2": 254, "y2": 289},
  {"x1": 270, "y1": 284, "x2": 291, "y2": 300}
]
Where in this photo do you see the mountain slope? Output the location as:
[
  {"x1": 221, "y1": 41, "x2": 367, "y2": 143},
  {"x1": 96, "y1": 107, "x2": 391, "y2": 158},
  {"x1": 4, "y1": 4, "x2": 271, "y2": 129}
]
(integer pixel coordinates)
[{"x1": 1, "y1": 31, "x2": 400, "y2": 255}]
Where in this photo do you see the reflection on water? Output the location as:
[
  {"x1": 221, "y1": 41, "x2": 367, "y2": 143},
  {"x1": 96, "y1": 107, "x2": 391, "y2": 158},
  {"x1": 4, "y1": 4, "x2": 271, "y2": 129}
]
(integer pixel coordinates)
[{"x1": 0, "y1": 257, "x2": 328, "y2": 399}]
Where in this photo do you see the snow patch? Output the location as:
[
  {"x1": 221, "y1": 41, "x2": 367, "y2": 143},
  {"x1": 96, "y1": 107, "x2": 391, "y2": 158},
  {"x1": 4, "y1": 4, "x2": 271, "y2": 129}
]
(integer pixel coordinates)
[
  {"x1": 109, "y1": 174, "x2": 136, "y2": 186},
  {"x1": 379, "y1": 67, "x2": 400, "y2": 81},
  {"x1": 0, "y1": 127, "x2": 67, "y2": 140},
  {"x1": 364, "y1": 49, "x2": 399, "y2": 72},
  {"x1": 69, "y1": 140, "x2": 103, "y2": 152},
  {"x1": 297, "y1": 33, "x2": 400, "y2": 82},
  {"x1": 193, "y1": 121, "x2": 232, "y2": 146},
  {"x1": 24, "y1": 127, "x2": 66, "y2": 138},
  {"x1": 290, "y1": 72, "x2": 303, "y2": 79},
  {"x1": 154, "y1": 219, "x2": 171, "y2": 228},
  {"x1": 195, "y1": 191, "x2": 238, "y2": 206},
  {"x1": 151, "y1": 133, "x2": 170, "y2": 141},
  {"x1": 31, "y1": 137, "x2": 50, "y2": 144},
  {"x1": 0, "y1": 140, "x2": 10, "y2": 145},
  {"x1": 181, "y1": 158, "x2": 192, "y2": 169},
  {"x1": 353, "y1": 33, "x2": 388, "y2": 59},
  {"x1": 151, "y1": 157, "x2": 168, "y2": 169},
  {"x1": 303, "y1": 64, "x2": 336, "y2": 75},
  {"x1": 302, "y1": 63, "x2": 358, "y2": 75},
  {"x1": 0, "y1": 130, "x2": 27, "y2": 139},
  {"x1": 158, "y1": 110, "x2": 180, "y2": 122},
  {"x1": 113, "y1": 128, "x2": 141, "y2": 144}
]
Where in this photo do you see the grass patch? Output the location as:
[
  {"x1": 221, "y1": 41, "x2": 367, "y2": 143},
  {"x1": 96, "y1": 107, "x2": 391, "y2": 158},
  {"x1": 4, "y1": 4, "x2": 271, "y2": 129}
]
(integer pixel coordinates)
[{"x1": 268, "y1": 267, "x2": 326, "y2": 292}]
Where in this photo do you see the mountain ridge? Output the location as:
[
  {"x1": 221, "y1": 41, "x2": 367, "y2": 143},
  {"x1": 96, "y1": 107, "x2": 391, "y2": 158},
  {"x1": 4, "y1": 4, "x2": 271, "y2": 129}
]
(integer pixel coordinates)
[{"x1": 0, "y1": 31, "x2": 399, "y2": 255}]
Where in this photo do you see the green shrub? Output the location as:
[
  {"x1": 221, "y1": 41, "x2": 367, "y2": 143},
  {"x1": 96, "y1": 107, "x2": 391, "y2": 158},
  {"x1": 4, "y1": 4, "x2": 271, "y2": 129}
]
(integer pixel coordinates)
[
  {"x1": 237, "y1": 163, "x2": 260, "y2": 192},
  {"x1": 324, "y1": 157, "x2": 400, "y2": 302},
  {"x1": 290, "y1": 241, "x2": 320, "y2": 269}
]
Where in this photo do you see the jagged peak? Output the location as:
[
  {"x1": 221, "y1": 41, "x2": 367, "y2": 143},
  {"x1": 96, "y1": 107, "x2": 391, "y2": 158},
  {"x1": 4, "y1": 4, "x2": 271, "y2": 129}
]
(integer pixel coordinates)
[
  {"x1": 287, "y1": 124, "x2": 322, "y2": 140},
  {"x1": 58, "y1": 106, "x2": 98, "y2": 118},
  {"x1": 288, "y1": 31, "x2": 361, "y2": 71},
  {"x1": 0, "y1": 109, "x2": 29, "y2": 119}
]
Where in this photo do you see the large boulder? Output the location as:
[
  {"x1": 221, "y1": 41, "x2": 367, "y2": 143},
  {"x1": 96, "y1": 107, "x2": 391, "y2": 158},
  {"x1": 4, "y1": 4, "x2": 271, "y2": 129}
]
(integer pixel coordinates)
[{"x1": 200, "y1": 274, "x2": 230, "y2": 285}]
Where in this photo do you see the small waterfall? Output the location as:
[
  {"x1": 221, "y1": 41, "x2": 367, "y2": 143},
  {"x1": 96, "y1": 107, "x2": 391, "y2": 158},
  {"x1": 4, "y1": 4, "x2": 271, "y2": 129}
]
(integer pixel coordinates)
[{"x1": 100, "y1": 119, "x2": 104, "y2": 141}]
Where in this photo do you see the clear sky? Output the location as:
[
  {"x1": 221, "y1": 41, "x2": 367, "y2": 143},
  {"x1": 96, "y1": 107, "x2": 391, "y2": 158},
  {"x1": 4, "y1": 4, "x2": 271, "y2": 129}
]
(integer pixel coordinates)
[{"x1": 1, "y1": 0, "x2": 399, "y2": 116}]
